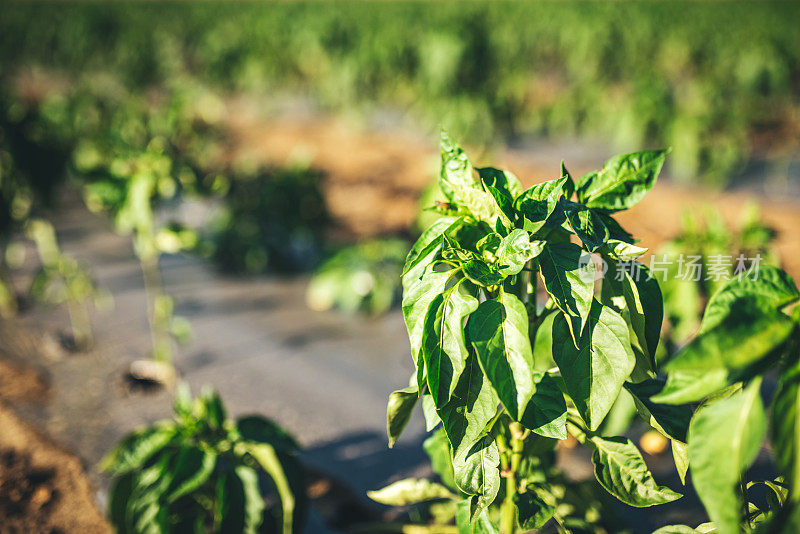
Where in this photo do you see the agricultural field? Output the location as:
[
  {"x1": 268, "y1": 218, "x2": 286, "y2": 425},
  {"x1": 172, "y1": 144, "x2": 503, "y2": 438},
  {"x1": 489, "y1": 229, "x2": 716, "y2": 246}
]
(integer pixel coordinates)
[{"x1": 0, "y1": 1, "x2": 799, "y2": 533}]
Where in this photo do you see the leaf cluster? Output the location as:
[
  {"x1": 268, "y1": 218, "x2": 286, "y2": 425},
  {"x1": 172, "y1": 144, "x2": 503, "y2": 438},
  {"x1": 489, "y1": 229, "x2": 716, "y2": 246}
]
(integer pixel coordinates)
[
  {"x1": 382, "y1": 132, "x2": 681, "y2": 531},
  {"x1": 654, "y1": 264, "x2": 800, "y2": 533},
  {"x1": 103, "y1": 385, "x2": 307, "y2": 534}
]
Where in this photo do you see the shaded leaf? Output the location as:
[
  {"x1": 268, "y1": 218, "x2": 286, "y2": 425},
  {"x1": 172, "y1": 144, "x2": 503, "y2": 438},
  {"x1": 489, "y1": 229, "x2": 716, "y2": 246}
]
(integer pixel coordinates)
[
  {"x1": 237, "y1": 415, "x2": 299, "y2": 452},
  {"x1": 101, "y1": 425, "x2": 176, "y2": 475},
  {"x1": 246, "y1": 443, "x2": 293, "y2": 534},
  {"x1": 590, "y1": 436, "x2": 682, "y2": 507},
  {"x1": 699, "y1": 265, "x2": 800, "y2": 334},
  {"x1": 561, "y1": 200, "x2": 610, "y2": 252},
  {"x1": 625, "y1": 379, "x2": 692, "y2": 443},
  {"x1": 771, "y1": 361, "x2": 800, "y2": 493},
  {"x1": 538, "y1": 242, "x2": 595, "y2": 340},
  {"x1": 423, "y1": 280, "x2": 479, "y2": 406},
  {"x1": 423, "y1": 429, "x2": 457, "y2": 492},
  {"x1": 495, "y1": 229, "x2": 541, "y2": 276},
  {"x1": 437, "y1": 353, "x2": 500, "y2": 508},
  {"x1": 553, "y1": 303, "x2": 635, "y2": 430},
  {"x1": 520, "y1": 373, "x2": 568, "y2": 440},
  {"x1": 515, "y1": 490, "x2": 555, "y2": 529},
  {"x1": 514, "y1": 176, "x2": 569, "y2": 234},
  {"x1": 469, "y1": 291, "x2": 537, "y2": 420},
  {"x1": 386, "y1": 386, "x2": 419, "y2": 448},
  {"x1": 165, "y1": 447, "x2": 217, "y2": 503}
]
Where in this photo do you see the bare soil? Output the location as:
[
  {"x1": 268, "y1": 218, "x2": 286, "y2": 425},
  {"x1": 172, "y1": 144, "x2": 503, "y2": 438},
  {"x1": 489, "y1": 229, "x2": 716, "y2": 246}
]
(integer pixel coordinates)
[
  {"x1": 0, "y1": 355, "x2": 109, "y2": 534},
  {"x1": 225, "y1": 105, "x2": 800, "y2": 279}
]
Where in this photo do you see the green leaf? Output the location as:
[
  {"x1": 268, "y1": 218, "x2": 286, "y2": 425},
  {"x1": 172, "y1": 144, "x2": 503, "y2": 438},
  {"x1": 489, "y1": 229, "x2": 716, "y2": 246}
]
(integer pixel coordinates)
[
  {"x1": 460, "y1": 187, "x2": 508, "y2": 228},
  {"x1": 456, "y1": 499, "x2": 500, "y2": 534},
  {"x1": 452, "y1": 434, "x2": 501, "y2": 513},
  {"x1": 200, "y1": 387, "x2": 226, "y2": 430},
  {"x1": 424, "y1": 280, "x2": 479, "y2": 406},
  {"x1": 653, "y1": 526, "x2": 701, "y2": 534},
  {"x1": 386, "y1": 386, "x2": 419, "y2": 448},
  {"x1": 462, "y1": 258, "x2": 506, "y2": 288},
  {"x1": 165, "y1": 447, "x2": 217, "y2": 503},
  {"x1": 538, "y1": 242, "x2": 595, "y2": 340},
  {"x1": 246, "y1": 443, "x2": 293, "y2": 534},
  {"x1": 771, "y1": 364, "x2": 800, "y2": 494},
  {"x1": 553, "y1": 303, "x2": 635, "y2": 430},
  {"x1": 590, "y1": 436, "x2": 682, "y2": 507},
  {"x1": 402, "y1": 267, "x2": 458, "y2": 390},
  {"x1": 514, "y1": 176, "x2": 569, "y2": 234},
  {"x1": 561, "y1": 200, "x2": 610, "y2": 252},
  {"x1": 478, "y1": 167, "x2": 523, "y2": 199},
  {"x1": 440, "y1": 129, "x2": 476, "y2": 202},
  {"x1": 599, "y1": 212, "x2": 636, "y2": 243},
  {"x1": 423, "y1": 429, "x2": 457, "y2": 492},
  {"x1": 236, "y1": 415, "x2": 299, "y2": 452},
  {"x1": 632, "y1": 266, "x2": 663, "y2": 362},
  {"x1": 422, "y1": 394, "x2": 441, "y2": 431},
  {"x1": 699, "y1": 265, "x2": 800, "y2": 335},
  {"x1": 625, "y1": 379, "x2": 692, "y2": 442},
  {"x1": 650, "y1": 368, "x2": 730, "y2": 406},
  {"x1": 672, "y1": 440, "x2": 690, "y2": 485},
  {"x1": 238, "y1": 465, "x2": 266, "y2": 534},
  {"x1": 403, "y1": 217, "x2": 458, "y2": 277},
  {"x1": 437, "y1": 353, "x2": 500, "y2": 507},
  {"x1": 601, "y1": 262, "x2": 662, "y2": 379},
  {"x1": 108, "y1": 473, "x2": 135, "y2": 531},
  {"x1": 575, "y1": 150, "x2": 667, "y2": 212},
  {"x1": 520, "y1": 373, "x2": 568, "y2": 440},
  {"x1": 602, "y1": 239, "x2": 648, "y2": 261},
  {"x1": 515, "y1": 490, "x2": 555, "y2": 529},
  {"x1": 495, "y1": 229, "x2": 541, "y2": 276},
  {"x1": 479, "y1": 167, "x2": 522, "y2": 224},
  {"x1": 654, "y1": 300, "x2": 795, "y2": 405},
  {"x1": 101, "y1": 425, "x2": 176, "y2": 475},
  {"x1": 437, "y1": 353, "x2": 499, "y2": 453},
  {"x1": 216, "y1": 466, "x2": 265, "y2": 534},
  {"x1": 468, "y1": 291, "x2": 537, "y2": 421},
  {"x1": 689, "y1": 379, "x2": 767, "y2": 534},
  {"x1": 173, "y1": 382, "x2": 193, "y2": 421},
  {"x1": 752, "y1": 501, "x2": 800, "y2": 534},
  {"x1": 368, "y1": 478, "x2": 458, "y2": 505}
]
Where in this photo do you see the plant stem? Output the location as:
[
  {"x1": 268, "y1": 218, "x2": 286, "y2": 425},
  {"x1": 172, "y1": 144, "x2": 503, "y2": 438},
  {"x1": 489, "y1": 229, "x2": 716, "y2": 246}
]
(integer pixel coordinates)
[
  {"x1": 0, "y1": 256, "x2": 17, "y2": 319},
  {"x1": 500, "y1": 422, "x2": 525, "y2": 534},
  {"x1": 66, "y1": 297, "x2": 93, "y2": 350},
  {"x1": 140, "y1": 254, "x2": 172, "y2": 363}
]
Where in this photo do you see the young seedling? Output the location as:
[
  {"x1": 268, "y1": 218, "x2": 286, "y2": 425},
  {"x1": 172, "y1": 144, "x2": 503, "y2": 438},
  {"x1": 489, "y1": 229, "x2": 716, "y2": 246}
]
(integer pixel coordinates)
[
  {"x1": 27, "y1": 218, "x2": 110, "y2": 351},
  {"x1": 379, "y1": 132, "x2": 684, "y2": 533},
  {"x1": 657, "y1": 204, "x2": 778, "y2": 357},
  {"x1": 103, "y1": 385, "x2": 307, "y2": 533},
  {"x1": 82, "y1": 137, "x2": 191, "y2": 385}
]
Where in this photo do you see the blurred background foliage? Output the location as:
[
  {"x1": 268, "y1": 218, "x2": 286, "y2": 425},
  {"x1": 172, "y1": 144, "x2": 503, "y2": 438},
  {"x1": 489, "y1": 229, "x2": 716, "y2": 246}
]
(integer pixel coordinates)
[
  {"x1": 0, "y1": 1, "x2": 798, "y2": 325},
  {"x1": 1, "y1": 1, "x2": 798, "y2": 185}
]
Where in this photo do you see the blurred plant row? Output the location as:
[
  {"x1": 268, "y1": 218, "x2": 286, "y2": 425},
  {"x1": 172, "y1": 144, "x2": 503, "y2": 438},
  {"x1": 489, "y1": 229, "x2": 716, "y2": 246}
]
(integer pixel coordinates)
[
  {"x1": 1, "y1": 1, "x2": 799, "y2": 186},
  {"x1": 0, "y1": 78, "x2": 337, "y2": 380}
]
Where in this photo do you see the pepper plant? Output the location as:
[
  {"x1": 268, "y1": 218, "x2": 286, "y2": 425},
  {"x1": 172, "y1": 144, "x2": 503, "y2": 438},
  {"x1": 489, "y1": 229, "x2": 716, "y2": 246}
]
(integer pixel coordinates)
[
  {"x1": 382, "y1": 132, "x2": 685, "y2": 533},
  {"x1": 651, "y1": 263, "x2": 800, "y2": 533},
  {"x1": 103, "y1": 385, "x2": 307, "y2": 534}
]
